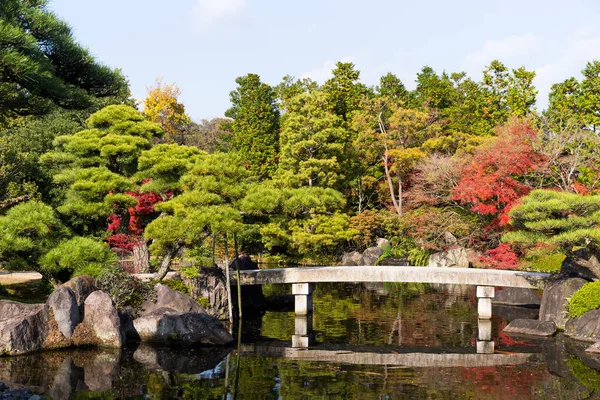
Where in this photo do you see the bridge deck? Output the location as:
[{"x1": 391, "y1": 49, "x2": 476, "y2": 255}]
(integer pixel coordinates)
[{"x1": 237, "y1": 266, "x2": 549, "y2": 289}]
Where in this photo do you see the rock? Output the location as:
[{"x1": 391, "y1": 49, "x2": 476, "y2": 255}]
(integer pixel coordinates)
[
  {"x1": 428, "y1": 247, "x2": 470, "y2": 268},
  {"x1": 493, "y1": 304, "x2": 539, "y2": 321},
  {"x1": 133, "y1": 308, "x2": 233, "y2": 346},
  {"x1": 63, "y1": 275, "x2": 98, "y2": 316},
  {"x1": 73, "y1": 291, "x2": 123, "y2": 348},
  {"x1": 360, "y1": 247, "x2": 384, "y2": 266},
  {"x1": 503, "y1": 319, "x2": 557, "y2": 336},
  {"x1": 443, "y1": 232, "x2": 458, "y2": 247},
  {"x1": 83, "y1": 351, "x2": 119, "y2": 392},
  {"x1": 133, "y1": 344, "x2": 230, "y2": 374},
  {"x1": 182, "y1": 267, "x2": 228, "y2": 319},
  {"x1": 46, "y1": 286, "x2": 80, "y2": 339},
  {"x1": 585, "y1": 342, "x2": 600, "y2": 354},
  {"x1": 0, "y1": 304, "x2": 48, "y2": 356},
  {"x1": 118, "y1": 307, "x2": 139, "y2": 342},
  {"x1": 48, "y1": 358, "x2": 81, "y2": 400},
  {"x1": 561, "y1": 248, "x2": 600, "y2": 280},
  {"x1": 141, "y1": 284, "x2": 206, "y2": 317},
  {"x1": 539, "y1": 277, "x2": 587, "y2": 330},
  {"x1": 0, "y1": 301, "x2": 44, "y2": 323},
  {"x1": 376, "y1": 238, "x2": 391, "y2": 248},
  {"x1": 493, "y1": 287, "x2": 541, "y2": 307},
  {"x1": 341, "y1": 251, "x2": 362, "y2": 266},
  {"x1": 565, "y1": 310, "x2": 600, "y2": 342}
]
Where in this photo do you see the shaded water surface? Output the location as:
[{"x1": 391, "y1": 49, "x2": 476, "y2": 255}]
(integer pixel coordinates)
[{"x1": 2, "y1": 283, "x2": 600, "y2": 399}]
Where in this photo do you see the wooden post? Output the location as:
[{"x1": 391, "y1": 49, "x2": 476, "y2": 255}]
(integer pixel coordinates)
[{"x1": 223, "y1": 235, "x2": 233, "y2": 332}]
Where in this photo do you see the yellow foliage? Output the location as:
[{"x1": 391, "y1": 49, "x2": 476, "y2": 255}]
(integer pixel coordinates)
[{"x1": 143, "y1": 78, "x2": 191, "y2": 143}]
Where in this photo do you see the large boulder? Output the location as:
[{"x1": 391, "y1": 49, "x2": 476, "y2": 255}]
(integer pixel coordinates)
[
  {"x1": 539, "y1": 277, "x2": 587, "y2": 330},
  {"x1": 493, "y1": 287, "x2": 541, "y2": 307},
  {"x1": 46, "y1": 286, "x2": 80, "y2": 339},
  {"x1": 132, "y1": 308, "x2": 233, "y2": 346},
  {"x1": 63, "y1": 275, "x2": 98, "y2": 316},
  {"x1": 565, "y1": 310, "x2": 600, "y2": 342},
  {"x1": 561, "y1": 248, "x2": 600, "y2": 280},
  {"x1": 341, "y1": 251, "x2": 362, "y2": 266},
  {"x1": 0, "y1": 303, "x2": 48, "y2": 356},
  {"x1": 428, "y1": 247, "x2": 470, "y2": 268},
  {"x1": 72, "y1": 291, "x2": 123, "y2": 348},
  {"x1": 360, "y1": 247, "x2": 384, "y2": 266},
  {"x1": 503, "y1": 319, "x2": 557, "y2": 337},
  {"x1": 141, "y1": 284, "x2": 206, "y2": 317}
]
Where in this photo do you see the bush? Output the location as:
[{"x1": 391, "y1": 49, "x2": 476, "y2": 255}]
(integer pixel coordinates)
[
  {"x1": 97, "y1": 266, "x2": 153, "y2": 312},
  {"x1": 0, "y1": 283, "x2": 6, "y2": 296},
  {"x1": 40, "y1": 237, "x2": 118, "y2": 281},
  {"x1": 378, "y1": 236, "x2": 431, "y2": 266},
  {"x1": 569, "y1": 281, "x2": 600, "y2": 319},
  {"x1": 522, "y1": 246, "x2": 565, "y2": 273}
]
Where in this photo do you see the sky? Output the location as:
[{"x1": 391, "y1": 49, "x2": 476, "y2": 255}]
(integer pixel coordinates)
[{"x1": 49, "y1": 0, "x2": 600, "y2": 121}]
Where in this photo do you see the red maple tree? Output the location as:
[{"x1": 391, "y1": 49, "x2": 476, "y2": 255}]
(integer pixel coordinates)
[{"x1": 452, "y1": 121, "x2": 546, "y2": 228}]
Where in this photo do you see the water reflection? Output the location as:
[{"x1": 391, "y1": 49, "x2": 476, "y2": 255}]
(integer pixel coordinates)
[{"x1": 1, "y1": 283, "x2": 600, "y2": 399}]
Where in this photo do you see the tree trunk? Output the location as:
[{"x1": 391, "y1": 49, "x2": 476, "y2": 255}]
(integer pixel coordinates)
[
  {"x1": 132, "y1": 241, "x2": 151, "y2": 273},
  {"x1": 156, "y1": 241, "x2": 183, "y2": 280}
]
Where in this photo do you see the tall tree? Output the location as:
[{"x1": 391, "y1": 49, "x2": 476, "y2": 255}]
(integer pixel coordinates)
[
  {"x1": 0, "y1": 0, "x2": 129, "y2": 126},
  {"x1": 323, "y1": 62, "x2": 366, "y2": 121},
  {"x1": 143, "y1": 78, "x2": 191, "y2": 144},
  {"x1": 225, "y1": 74, "x2": 280, "y2": 179},
  {"x1": 40, "y1": 105, "x2": 162, "y2": 233},
  {"x1": 276, "y1": 91, "x2": 349, "y2": 189}
]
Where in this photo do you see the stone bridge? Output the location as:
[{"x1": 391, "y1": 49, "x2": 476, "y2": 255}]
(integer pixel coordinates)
[{"x1": 236, "y1": 265, "x2": 550, "y2": 349}]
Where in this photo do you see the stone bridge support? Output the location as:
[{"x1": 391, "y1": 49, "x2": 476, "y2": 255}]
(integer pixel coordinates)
[{"x1": 292, "y1": 283, "x2": 315, "y2": 348}]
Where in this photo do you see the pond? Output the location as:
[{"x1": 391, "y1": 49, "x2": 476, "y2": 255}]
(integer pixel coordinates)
[{"x1": 2, "y1": 283, "x2": 600, "y2": 399}]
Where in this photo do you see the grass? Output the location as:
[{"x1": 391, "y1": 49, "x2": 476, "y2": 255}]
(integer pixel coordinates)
[{"x1": 0, "y1": 280, "x2": 51, "y2": 303}]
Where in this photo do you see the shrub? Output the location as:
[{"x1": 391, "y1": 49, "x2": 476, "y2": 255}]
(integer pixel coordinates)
[
  {"x1": 97, "y1": 266, "x2": 153, "y2": 312},
  {"x1": 378, "y1": 236, "x2": 431, "y2": 266},
  {"x1": 477, "y1": 244, "x2": 520, "y2": 270},
  {"x1": 40, "y1": 237, "x2": 118, "y2": 281},
  {"x1": 0, "y1": 283, "x2": 6, "y2": 296},
  {"x1": 569, "y1": 280, "x2": 600, "y2": 319},
  {"x1": 522, "y1": 246, "x2": 565, "y2": 273}
]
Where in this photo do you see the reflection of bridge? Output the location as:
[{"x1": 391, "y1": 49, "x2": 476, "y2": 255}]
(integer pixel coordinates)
[
  {"x1": 237, "y1": 266, "x2": 550, "y2": 349},
  {"x1": 240, "y1": 344, "x2": 534, "y2": 367}
]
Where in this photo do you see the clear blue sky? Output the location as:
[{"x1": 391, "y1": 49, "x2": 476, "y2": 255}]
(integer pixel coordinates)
[{"x1": 49, "y1": 0, "x2": 600, "y2": 121}]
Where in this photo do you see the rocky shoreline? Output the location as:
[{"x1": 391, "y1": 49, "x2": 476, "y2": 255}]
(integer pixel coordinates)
[
  {"x1": 0, "y1": 275, "x2": 233, "y2": 357},
  {"x1": 0, "y1": 381, "x2": 45, "y2": 400}
]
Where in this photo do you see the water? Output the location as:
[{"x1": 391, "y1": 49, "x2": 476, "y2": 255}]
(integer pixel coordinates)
[{"x1": 2, "y1": 283, "x2": 600, "y2": 399}]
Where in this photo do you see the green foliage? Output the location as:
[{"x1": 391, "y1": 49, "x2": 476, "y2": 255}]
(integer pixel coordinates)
[
  {"x1": 41, "y1": 105, "x2": 162, "y2": 234},
  {"x1": 378, "y1": 236, "x2": 431, "y2": 266},
  {"x1": 225, "y1": 73, "x2": 280, "y2": 178},
  {"x1": 0, "y1": 200, "x2": 68, "y2": 272},
  {"x1": 323, "y1": 62, "x2": 366, "y2": 121},
  {"x1": 276, "y1": 91, "x2": 349, "y2": 189},
  {"x1": 39, "y1": 236, "x2": 117, "y2": 280},
  {"x1": 522, "y1": 247, "x2": 565, "y2": 273},
  {"x1": 197, "y1": 297, "x2": 210, "y2": 308},
  {"x1": 503, "y1": 190, "x2": 600, "y2": 252},
  {"x1": 0, "y1": 0, "x2": 130, "y2": 126},
  {"x1": 567, "y1": 356, "x2": 600, "y2": 391},
  {"x1": 97, "y1": 266, "x2": 153, "y2": 311},
  {"x1": 569, "y1": 280, "x2": 600, "y2": 318}
]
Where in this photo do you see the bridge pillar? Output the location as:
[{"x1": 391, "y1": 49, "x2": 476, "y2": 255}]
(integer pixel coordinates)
[
  {"x1": 292, "y1": 314, "x2": 315, "y2": 348},
  {"x1": 293, "y1": 283, "x2": 315, "y2": 316},
  {"x1": 476, "y1": 286, "x2": 494, "y2": 319},
  {"x1": 476, "y1": 319, "x2": 494, "y2": 354}
]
